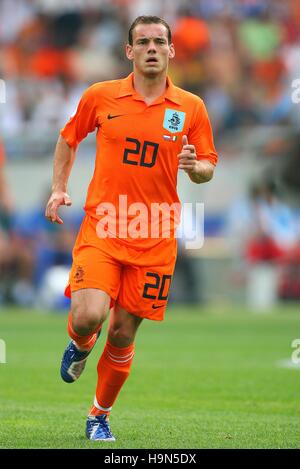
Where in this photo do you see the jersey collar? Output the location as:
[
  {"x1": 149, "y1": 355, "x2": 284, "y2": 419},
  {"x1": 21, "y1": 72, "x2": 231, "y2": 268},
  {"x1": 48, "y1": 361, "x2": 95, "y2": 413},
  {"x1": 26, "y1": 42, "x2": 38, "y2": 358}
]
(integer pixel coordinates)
[{"x1": 116, "y1": 73, "x2": 182, "y2": 105}]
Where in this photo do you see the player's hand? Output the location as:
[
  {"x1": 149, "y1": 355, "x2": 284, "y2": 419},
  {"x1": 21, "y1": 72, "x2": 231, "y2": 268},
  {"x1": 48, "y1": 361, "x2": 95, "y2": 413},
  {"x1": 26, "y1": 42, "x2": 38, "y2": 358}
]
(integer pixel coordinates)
[
  {"x1": 45, "y1": 191, "x2": 72, "y2": 225},
  {"x1": 178, "y1": 135, "x2": 197, "y2": 174}
]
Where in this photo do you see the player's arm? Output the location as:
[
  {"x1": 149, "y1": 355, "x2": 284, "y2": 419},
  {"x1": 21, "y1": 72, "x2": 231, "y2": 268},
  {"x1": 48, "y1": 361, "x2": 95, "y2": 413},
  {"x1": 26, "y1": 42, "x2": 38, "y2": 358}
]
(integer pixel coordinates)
[
  {"x1": 45, "y1": 85, "x2": 98, "y2": 224},
  {"x1": 178, "y1": 135, "x2": 215, "y2": 184},
  {"x1": 178, "y1": 99, "x2": 218, "y2": 184},
  {"x1": 45, "y1": 136, "x2": 75, "y2": 224}
]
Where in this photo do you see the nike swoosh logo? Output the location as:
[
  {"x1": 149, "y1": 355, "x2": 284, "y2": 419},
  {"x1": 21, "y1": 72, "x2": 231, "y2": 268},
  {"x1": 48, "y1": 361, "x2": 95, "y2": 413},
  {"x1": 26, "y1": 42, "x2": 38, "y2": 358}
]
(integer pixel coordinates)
[
  {"x1": 152, "y1": 304, "x2": 164, "y2": 309},
  {"x1": 107, "y1": 114, "x2": 124, "y2": 120}
]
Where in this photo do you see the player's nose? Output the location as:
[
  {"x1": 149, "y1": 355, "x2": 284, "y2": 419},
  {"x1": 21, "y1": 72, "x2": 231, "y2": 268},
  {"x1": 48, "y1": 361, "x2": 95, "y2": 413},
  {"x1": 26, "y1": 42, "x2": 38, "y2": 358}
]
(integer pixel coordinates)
[{"x1": 147, "y1": 40, "x2": 157, "y2": 52}]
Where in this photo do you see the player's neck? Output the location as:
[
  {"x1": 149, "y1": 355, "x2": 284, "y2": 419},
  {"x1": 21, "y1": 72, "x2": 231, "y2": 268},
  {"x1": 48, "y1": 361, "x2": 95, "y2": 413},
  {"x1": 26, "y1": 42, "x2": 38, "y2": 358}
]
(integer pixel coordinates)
[{"x1": 133, "y1": 71, "x2": 167, "y2": 105}]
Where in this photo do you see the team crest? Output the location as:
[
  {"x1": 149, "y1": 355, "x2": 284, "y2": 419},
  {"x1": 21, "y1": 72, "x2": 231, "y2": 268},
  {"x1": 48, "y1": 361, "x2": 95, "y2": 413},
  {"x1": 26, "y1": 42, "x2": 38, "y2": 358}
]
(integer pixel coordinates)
[
  {"x1": 74, "y1": 265, "x2": 84, "y2": 283},
  {"x1": 163, "y1": 109, "x2": 186, "y2": 134}
]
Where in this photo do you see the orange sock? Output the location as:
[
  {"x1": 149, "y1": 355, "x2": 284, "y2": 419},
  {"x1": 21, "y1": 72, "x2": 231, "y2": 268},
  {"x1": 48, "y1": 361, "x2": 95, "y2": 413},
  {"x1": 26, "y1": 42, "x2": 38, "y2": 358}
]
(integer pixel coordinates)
[
  {"x1": 67, "y1": 312, "x2": 102, "y2": 351},
  {"x1": 89, "y1": 340, "x2": 135, "y2": 416}
]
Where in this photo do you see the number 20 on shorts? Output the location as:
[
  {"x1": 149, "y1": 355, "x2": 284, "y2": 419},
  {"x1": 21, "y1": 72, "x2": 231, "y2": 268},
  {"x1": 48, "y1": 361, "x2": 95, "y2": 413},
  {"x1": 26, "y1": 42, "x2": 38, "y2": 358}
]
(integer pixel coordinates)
[{"x1": 142, "y1": 272, "x2": 172, "y2": 300}]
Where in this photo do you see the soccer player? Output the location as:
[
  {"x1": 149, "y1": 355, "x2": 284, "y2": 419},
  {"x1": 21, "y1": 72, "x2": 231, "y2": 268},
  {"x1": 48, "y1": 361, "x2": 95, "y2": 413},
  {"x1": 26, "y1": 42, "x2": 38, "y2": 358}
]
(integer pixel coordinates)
[{"x1": 45, "y1": 16, "x2": 218, "y2": 442}]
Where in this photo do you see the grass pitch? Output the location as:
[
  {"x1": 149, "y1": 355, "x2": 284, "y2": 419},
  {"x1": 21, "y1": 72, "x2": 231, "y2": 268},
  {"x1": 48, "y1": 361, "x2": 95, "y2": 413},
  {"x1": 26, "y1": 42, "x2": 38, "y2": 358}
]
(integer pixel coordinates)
[{"x1": 0, "y1": 305, "x2": 299, "y2": 449}]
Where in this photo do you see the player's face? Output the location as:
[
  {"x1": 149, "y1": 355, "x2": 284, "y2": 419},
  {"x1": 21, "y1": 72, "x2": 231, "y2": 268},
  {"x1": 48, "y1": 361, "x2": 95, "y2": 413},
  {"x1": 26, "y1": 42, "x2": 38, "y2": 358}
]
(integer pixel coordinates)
[{"x1": 126, "y1": 23, "x2": 175, "y2": 77}]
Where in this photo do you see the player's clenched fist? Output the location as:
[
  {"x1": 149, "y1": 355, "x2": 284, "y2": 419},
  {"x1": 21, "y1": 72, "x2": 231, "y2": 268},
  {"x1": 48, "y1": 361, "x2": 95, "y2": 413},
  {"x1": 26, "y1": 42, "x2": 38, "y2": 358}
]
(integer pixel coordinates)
[
  {"x1": 45, "y1": 191, "x2": 72, "y2": 224},
  {"x1": 177, "y1": 135, "x2": 197, "y2": 173}
]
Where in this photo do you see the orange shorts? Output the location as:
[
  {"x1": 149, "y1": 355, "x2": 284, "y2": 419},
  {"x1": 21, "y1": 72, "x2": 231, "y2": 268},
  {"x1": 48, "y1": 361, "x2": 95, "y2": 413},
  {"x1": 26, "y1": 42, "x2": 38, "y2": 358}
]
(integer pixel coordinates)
[{"x1": 65, "y1": 215, "x2": 177, "y2": 321}]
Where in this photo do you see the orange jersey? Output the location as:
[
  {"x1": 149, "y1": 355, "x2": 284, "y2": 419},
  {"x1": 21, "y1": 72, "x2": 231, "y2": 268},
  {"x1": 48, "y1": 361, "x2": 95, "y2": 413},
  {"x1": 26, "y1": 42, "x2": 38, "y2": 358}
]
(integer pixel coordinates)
[{"x1": 61, "y1": 73, "x2": 218, "y2": 248}]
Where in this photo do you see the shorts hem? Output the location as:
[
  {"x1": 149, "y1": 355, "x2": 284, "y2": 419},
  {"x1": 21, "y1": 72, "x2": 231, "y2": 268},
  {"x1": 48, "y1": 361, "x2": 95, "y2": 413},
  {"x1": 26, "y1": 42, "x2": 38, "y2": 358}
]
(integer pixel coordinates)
[
  {"x1": 116, "y1": 299, "x2": 165, "y2": 322},
  {"x1": 69, "y1": 282, "x2": 118, "y2": 300}
]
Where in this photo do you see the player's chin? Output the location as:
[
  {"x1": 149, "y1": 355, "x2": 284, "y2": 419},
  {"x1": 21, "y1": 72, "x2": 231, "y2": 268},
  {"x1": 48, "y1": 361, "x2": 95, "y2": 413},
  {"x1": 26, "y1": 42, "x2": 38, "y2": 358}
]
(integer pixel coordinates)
[
  {"x1": 142, "y1": 72, "x2": 158, "y2": 79},
  {"x1": 143, "y1": 63, "x2": 162, "y2": 73}
]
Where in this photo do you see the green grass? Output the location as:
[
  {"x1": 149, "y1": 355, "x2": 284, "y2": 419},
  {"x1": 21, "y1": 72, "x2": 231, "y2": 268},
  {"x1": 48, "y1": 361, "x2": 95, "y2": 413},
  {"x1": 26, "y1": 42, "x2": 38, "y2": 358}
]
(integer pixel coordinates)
[{"x1": 0, "y1": 305, "x2": 300, "y2": 448}]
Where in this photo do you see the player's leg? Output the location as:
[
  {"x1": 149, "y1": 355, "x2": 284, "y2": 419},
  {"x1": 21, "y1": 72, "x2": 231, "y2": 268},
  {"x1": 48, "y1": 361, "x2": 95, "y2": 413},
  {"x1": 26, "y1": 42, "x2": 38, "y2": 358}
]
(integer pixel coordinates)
[
  {"x1": 60, "y1": 221, "x2": 122, "y2": 384},
  {"x1": 69, "y1": 287, "x2": 111, "y2": 347},
  {"x1": 108, "y1": 301, "x2": 144, "y2": 347},
  {"x1": 91, "y1": 302, "x2": 142, "y2": 413},
  {"x1": 86, "y1": 304, "x2": 143, "y2": 441},
  {"x1": 61, "y1": 288, "x2": 111, "y2": 383}
]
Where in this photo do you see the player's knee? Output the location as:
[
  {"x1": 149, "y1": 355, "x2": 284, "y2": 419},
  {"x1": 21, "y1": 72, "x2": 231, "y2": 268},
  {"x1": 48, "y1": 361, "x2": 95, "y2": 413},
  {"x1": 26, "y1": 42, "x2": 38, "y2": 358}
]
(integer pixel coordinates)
[
  {"x1": 73, "y1": 316, "x2": 99, "y2": 336},
  {"x1": 108, "y1": 324, "x2": 134, "y2": 347},
  {"x1": 72, "y1": 306, "x2": 105, "y2": 335}
]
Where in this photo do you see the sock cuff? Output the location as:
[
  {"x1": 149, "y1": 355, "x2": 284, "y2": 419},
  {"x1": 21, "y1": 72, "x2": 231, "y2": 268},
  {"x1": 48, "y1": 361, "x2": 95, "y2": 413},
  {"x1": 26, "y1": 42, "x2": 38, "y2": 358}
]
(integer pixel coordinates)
[
  {"x1": 93, "y1": 396, "x2": 112, "y2": 413},
  {"x1": 105, "y1": 340, "x2": 135, "y2": 364}
]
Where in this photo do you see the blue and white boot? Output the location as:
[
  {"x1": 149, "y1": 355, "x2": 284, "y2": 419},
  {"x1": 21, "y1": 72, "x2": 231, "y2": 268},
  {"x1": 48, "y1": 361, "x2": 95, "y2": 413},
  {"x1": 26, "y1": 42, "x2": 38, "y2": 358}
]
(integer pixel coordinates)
[
  {"x1": 86, "y1": 415, "x2": 116, "y2": 442},
  {"x1": 60, "y1": 331, "x2": 100, "y2": 383}
]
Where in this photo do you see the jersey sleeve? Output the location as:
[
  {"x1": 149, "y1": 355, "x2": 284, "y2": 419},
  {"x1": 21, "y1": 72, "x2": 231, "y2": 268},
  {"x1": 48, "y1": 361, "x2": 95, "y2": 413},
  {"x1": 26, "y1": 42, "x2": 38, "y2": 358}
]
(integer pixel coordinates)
[
  {"x1": 60, "y1": 86, "x2": 98, "y2": 148},
  {"x1": 188, "y1": 98, "x2": 218, "y2": 166}
]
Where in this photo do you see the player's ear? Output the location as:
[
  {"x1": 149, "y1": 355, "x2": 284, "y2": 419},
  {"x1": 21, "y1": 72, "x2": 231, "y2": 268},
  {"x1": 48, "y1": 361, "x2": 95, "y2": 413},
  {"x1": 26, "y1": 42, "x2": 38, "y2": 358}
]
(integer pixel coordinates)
[
  {"x1": 169, "y1": 43, "x2": 175, "y2": 60},
  {"x1": 126, "y1": 44, "x2": 134, "y2": 61}
]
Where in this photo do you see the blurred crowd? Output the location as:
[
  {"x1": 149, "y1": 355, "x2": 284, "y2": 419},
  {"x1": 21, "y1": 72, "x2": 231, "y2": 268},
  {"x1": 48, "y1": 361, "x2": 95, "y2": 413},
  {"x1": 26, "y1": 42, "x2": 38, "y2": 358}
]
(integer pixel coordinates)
[
  {"x1": 227, "y1": 179, "x2": 300, "y2": 307},
  {"x1": 1, "y1": 0, "x2": 300, "y2": 137},
  {"x1": 0, "y1": 0, "x2": 300, "y2": 308}
]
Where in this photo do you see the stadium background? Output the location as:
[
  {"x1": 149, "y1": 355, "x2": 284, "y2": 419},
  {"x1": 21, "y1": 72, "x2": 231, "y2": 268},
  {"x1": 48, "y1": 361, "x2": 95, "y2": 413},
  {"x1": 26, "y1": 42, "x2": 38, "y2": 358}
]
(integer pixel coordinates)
[{"x1": 0, "y1": 0, "x2": 300, "y2": 449}]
